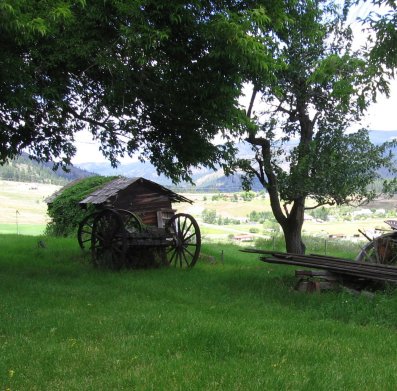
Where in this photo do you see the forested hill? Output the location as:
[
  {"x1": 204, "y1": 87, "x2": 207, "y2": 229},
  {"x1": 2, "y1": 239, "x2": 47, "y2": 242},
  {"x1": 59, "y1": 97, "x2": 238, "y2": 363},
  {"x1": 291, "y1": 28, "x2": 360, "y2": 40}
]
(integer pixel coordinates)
[{"x1": 0, "y1": 153, "x2": 93, "y2": 185}]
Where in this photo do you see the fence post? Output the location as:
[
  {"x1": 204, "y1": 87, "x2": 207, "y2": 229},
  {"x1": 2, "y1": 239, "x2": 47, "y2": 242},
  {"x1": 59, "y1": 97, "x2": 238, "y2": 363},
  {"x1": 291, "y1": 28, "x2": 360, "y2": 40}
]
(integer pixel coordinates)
[{"x1": 16, "y1": 210, "x2": 19, "y2": 235}]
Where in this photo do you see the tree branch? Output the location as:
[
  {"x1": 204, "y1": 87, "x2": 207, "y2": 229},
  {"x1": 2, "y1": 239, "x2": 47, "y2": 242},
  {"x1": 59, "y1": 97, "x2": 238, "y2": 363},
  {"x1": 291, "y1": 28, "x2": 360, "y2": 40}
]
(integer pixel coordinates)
[
  {"x1": 66, "y1": 107, "x2": 109, "y2": 129},
  {"x1": 246, "y1": 85, "x2": 258, "y2": 119}
]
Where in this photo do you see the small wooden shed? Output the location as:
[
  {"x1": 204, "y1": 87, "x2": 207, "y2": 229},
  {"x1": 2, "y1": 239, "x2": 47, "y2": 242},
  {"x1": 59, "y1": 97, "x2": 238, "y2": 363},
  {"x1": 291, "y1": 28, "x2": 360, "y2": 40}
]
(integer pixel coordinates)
[{"x1": 79, "y1": 177, "x2": 192, "y2": 228}]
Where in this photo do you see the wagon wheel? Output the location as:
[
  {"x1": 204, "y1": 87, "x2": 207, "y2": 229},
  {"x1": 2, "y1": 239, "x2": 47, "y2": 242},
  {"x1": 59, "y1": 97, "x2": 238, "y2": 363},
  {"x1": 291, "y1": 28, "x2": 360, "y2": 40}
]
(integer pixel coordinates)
[
  {"x1": 166, "y1": 213, "x2": 201, "y2": 268},
  {"x1": 117, "y1": 209, "x2": 143, "y2": 233},
  {"x1": 356, "y1": 232, "x2": 397, "y2": 264},
  {"x1": 91, "y1": 209, "x2": 127, "y2": 269},
  {"x1": 77, "y1": 212, "x2": 101, "y2": 250}
]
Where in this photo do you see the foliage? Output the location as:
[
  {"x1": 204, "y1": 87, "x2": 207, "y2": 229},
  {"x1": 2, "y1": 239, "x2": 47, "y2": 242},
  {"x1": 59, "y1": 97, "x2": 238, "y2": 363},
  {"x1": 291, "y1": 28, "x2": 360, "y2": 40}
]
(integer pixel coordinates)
[
  {"x1": 360, "y1": 0, "x2": 397, "y2": 69},
  {"x1": 249, "y1": 210, "x2": 275, "y2": 223},
  {"x1": 202, "y1": 208, "x2": 240, "y2": 225},
  {"x1": 0, "y1": 0, "x2": 283, "y2": 182},
  {"x1": 307, "y1": 206, "x2": 330, "y2": 221},
  {"x1": 211, "y1": 193, "x2": 229, "y2": 201},
  {"x1": 46, "y1": 175, "x2": 116, "y2": 236},
  {"x1": 201, "y1": 208, "x2": 217, "y2": 224},
  {"x1": 240, "y1": 190, "x2": 256, "y2": 201}
]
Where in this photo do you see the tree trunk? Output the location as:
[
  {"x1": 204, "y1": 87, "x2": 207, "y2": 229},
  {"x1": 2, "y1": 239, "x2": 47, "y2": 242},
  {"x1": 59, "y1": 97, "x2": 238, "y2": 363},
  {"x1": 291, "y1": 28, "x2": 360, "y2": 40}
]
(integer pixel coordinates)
[
  {"x1": 281, "y1": 222, "x2": 306, "y2": 254},
  {"x1": 279, "y1": 199, "x2": 306, "y2": 254}
]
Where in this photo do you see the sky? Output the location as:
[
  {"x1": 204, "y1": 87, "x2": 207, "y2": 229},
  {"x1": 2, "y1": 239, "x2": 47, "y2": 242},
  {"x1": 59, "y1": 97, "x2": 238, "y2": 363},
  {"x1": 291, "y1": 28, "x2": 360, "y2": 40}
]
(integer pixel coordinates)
[{"x1": 71, "y1": 2, "x2": 397, "y2": 165}]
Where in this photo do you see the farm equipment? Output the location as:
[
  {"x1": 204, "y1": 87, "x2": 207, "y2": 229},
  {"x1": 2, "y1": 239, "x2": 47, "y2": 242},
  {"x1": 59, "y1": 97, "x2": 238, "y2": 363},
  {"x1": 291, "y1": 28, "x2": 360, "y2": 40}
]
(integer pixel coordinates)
[
  {"x1": 69, "y1": 177, "x2": 201, "y2": 269},
  {"x1": 355, "y1": 220, "x2": 397, "y2": 264},
  {"x1": 242, "y1": 220, "x2": 397, "y2": 291},
  {"x1": 78, "y1": 208, "x2": 201, "y2": 269}
]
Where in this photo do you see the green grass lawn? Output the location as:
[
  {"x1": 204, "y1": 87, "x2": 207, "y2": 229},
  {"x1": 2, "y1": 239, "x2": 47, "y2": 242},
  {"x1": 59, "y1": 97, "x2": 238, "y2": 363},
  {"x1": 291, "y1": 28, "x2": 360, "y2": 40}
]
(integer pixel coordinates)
[
  {"x1": 1, "y1": 235, "x2": 397, "y2": 390},
  {"x1": 0, "y1": 223, "x2": 46, "y2": 235}
]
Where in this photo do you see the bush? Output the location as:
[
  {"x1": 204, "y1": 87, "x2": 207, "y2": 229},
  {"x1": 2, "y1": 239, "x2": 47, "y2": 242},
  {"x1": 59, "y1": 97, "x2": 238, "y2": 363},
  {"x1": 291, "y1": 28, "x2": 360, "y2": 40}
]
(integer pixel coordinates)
[
  {"x1": 202, "y1": 208, "x2": 217, "y2": 224},
  {"x1": 307, "y1": 206, "x2": 329, "y2": 221},
  {"x1": 240, "y1": 191, "x2": 256, "y2": 201},
  {"x1": 249, "y1": 210, "x2": 274, "y2": 223},
  {"x1": 46, "y1": 175, "x2": 117, "y2": 236}
]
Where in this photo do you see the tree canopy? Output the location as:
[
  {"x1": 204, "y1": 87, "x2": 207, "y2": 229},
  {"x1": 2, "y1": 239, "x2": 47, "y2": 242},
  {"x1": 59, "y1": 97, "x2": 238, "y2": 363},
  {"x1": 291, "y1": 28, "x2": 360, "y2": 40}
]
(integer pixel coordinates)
[
  {"x1": 0, "y1": 0, "x2": 283, "y2": 181},
  {"x1": 362, "y1": 0, "x2": 397, "y2": 69}
]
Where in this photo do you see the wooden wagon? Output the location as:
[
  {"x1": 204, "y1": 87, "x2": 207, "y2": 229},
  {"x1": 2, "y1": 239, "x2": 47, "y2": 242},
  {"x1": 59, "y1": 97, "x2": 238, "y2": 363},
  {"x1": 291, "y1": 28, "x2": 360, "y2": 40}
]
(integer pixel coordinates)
[{"x1": 77, "y1": 177, "x2": 201, "y2": 269}]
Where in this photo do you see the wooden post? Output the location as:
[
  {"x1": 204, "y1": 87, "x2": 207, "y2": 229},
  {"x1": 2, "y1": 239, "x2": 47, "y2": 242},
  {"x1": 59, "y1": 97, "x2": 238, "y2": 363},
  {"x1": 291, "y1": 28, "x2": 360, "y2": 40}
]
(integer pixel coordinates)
[{"x1": 16, "y1": 210, "x2": 19, "y2": 235}]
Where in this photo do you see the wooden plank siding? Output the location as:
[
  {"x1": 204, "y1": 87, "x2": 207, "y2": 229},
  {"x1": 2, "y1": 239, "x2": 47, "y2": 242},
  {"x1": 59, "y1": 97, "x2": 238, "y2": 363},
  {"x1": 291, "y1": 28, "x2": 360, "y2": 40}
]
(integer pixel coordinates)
[{"x1": 79, "y1": 177, "x2": 191, "y2": 228}]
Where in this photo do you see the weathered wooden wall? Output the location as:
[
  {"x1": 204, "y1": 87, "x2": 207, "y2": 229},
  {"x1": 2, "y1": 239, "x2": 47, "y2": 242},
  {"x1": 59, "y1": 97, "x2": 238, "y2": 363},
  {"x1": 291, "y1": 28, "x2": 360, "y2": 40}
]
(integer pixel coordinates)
[{"x1": 111, "y1": 182, "x2": 173, "y2": 227}]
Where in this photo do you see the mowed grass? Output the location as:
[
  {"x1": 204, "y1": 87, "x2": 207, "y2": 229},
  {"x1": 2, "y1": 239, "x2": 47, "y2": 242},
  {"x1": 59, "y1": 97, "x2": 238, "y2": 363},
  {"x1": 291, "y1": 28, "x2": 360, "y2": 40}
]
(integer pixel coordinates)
[
  {"x1": 0, "y1": 223, "x2": 46, "y2": 235},
  {"x1": 1, "y1": 235, "x2": 397, "y2": 390},
  {"x1": 0, "y1": 180, "x2": 60, "y2": 230}
]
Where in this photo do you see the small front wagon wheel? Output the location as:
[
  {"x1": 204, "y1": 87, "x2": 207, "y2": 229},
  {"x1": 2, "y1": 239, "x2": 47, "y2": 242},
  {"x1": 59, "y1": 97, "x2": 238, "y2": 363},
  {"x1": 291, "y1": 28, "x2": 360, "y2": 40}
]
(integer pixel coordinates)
[
  {"x1": 166, "y1": 213, "x2": 201, "y2": 268},
  {"x1": 77, "y1": 212, "x2": 101, "y2": 250},
  {"x1": 91, "y1": 209, "x2": 127, "y2": 269}
]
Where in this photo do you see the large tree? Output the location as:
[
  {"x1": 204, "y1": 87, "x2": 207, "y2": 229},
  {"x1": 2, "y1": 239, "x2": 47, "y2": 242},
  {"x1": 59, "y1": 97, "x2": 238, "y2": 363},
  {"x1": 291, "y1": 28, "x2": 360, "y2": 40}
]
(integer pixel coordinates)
[
  {"x1": 235, "y1": 0, "x2": 395, "y2": 253},
  {"x1": 0, "y1": 0, "x2": 280, "y2": 181}
]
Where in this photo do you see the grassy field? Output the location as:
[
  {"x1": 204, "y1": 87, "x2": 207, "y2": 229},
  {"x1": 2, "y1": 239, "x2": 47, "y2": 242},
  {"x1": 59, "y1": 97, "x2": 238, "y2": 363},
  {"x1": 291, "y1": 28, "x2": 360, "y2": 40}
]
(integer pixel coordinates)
[
  {"x1": 1, "y1": 234, "x2": 397, "y2": 390},
  {"x1": 0, "y1": 180, "x2": 60, "y2": 235},
  {"x1": 0, "y1": 180, "x2": 395, "y2": 239}
]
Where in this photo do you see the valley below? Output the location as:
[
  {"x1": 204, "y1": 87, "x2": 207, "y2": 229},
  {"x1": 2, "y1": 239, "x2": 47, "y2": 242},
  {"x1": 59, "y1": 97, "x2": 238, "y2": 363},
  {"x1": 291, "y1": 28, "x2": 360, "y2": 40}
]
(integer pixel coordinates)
[{"x1": 0, "y1": 180, "x2": 396, "y2": 245}]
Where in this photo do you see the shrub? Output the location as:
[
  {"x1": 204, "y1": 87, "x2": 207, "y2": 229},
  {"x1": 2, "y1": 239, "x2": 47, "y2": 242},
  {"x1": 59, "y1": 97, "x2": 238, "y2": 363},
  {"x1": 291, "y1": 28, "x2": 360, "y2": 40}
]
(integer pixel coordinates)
[
  {"x1": 249, "y1": 210, "x2": 274, "y2": 223},
  {"x1": 307, "y1": 206, "x2": 329, "y2": 221},
  {"x1": 202, "y1": 208, "x2": 217, "y2": 224},
  {"x1": 46, "y1": 175, "x2": 117, "y2": 236},
  {"x1": 240, "y1": 191, "x2": 256, "y2": 201}
]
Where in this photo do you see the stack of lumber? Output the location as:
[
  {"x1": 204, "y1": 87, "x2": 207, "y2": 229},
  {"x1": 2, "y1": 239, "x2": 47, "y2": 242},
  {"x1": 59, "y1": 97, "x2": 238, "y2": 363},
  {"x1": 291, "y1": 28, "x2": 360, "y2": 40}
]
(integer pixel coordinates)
[{"x1": 241, "y1": 249, "x2": 397, "y2": 283}]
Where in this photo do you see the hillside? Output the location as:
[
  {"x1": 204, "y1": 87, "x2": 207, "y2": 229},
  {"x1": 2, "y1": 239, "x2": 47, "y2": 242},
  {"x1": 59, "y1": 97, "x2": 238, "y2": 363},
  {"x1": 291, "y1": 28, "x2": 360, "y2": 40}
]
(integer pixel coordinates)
[{"x1": 0, "y1": 153, "x2": 94, "y2": 185}]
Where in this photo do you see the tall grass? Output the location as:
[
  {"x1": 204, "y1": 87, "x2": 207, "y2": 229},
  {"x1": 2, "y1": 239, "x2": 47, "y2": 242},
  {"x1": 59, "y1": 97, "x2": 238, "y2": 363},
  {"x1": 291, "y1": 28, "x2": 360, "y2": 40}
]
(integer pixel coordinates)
[
  {"x1": 1, "y1": 235, "x2": 397, "y2": 390},
  {"x1": 254, "y1": 235, "x2": 364, "y2": 259}
]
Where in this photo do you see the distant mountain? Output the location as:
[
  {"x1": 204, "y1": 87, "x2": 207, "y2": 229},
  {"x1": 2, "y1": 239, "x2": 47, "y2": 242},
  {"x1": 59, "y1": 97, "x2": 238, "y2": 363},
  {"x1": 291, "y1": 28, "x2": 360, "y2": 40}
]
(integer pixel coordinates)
[
  {"x1": 7, "y1": 130, "x2": 394, "y2": 189},
  {"x1": 74, "y1": 130, "x2": 397, "y2": 191}
]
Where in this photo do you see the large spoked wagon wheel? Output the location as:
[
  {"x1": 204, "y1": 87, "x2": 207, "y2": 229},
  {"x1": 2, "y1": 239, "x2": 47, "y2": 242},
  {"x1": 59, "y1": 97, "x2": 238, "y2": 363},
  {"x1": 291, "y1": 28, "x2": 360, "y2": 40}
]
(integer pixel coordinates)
[
  {"x1": 117, "y1": 209, "x2": 143, "y2": 234},
  {"x1": 166, "y1": 213, "x2": 201, "y2": 268},
  {"x1": 356, "y1": 232, "x2": 397, "y2": 264},
  {"x1": 91, "y1": 209, "x2": 127, "y2": 269},
  {"x1": 77, "y1": 212, "x2": 101, "y2": 250}
]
